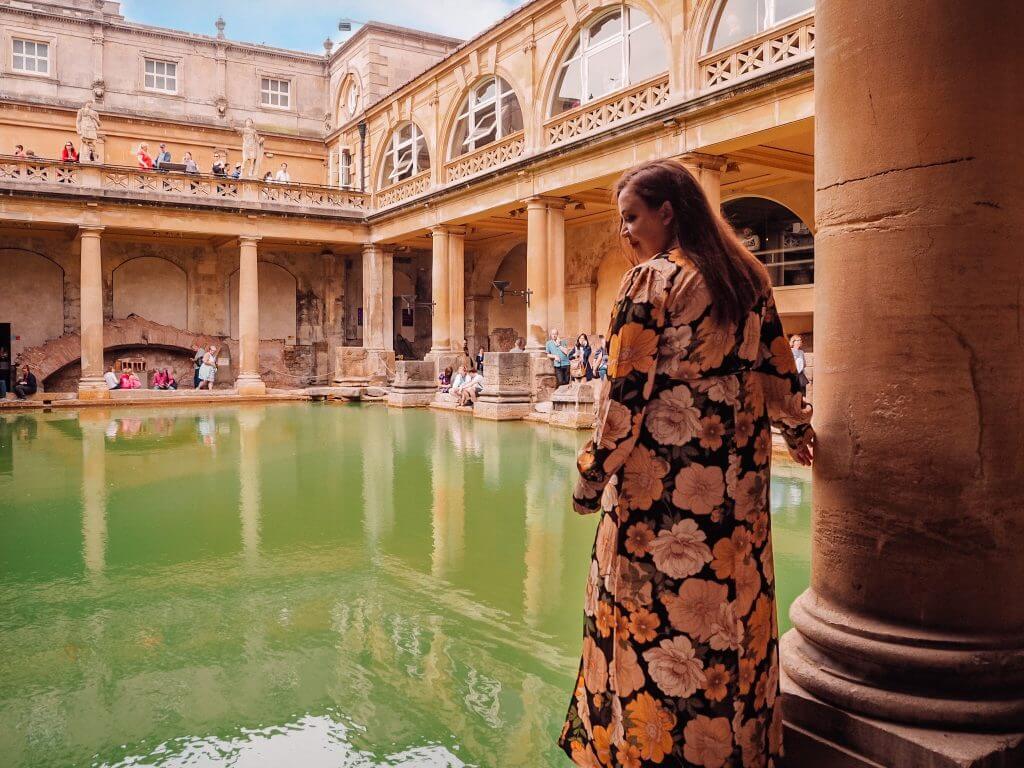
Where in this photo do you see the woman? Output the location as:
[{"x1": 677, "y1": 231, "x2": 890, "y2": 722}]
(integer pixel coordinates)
[
  {"x1": 163, "y1": 369, "x2": 177, "y2": 390},
  {"x1": 559, "y1": 160, "x2": 814, "y2": 768},
  {"x1": 475, "y1": 347, "x2": 486, "y2": 376},
  {"x1": 438, "y1": 366, "x2": 453, "y2": 393},
  {"x1": 591, "y1": 336, "x2": 608, "y2": 381},
  {"x1": 61, "y1": 141, "x2": 79, "y2": 162},
  {"x1": 183, "y1": 152, "x2": 199, "y2": 174},
  {"x1": 152, "y1": 369, "x2": 167, "y2": 389},
  {"x1": 118, "y1": 369, "x2": 133, "y2": 389},
  {"x1": 571, "y1": 333, "x2": 593, "y2": 382},
  {"x1": 136, "y1": 143, "x2": 153, "y2": 169},
  {"x1": 197, "y1": 346, "x2": 218, "y2": 390}
]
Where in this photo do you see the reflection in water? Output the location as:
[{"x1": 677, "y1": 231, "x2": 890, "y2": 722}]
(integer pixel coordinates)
[{"x1": 0, "y1": 404, "x2": 811, "y2": 767}]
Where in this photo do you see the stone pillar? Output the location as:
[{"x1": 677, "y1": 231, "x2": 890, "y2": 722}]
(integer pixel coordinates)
[
  {"x1": 238, "y1": 406, "x2": 262, "y2": 567},
  {"x1": 447, "y1": 226, "x2": 466, "y2": 354},
  {"x1": 362, "y1": 243, "x2": 394, "y2": 352},
  {"x1": 235, "y1": 236, "x2": 266, "y2": 396},
  {"x1": 680, "y1": 152, "x2": 726, "y2": 211},
  {"x1": 474, "y1": 351, "x2": 533, "y2": 421},
  {"x1": 77, "y1": 226, "x2": 108, "y2": 399},
  {"x1": 546, "y1": 201, "x2": 566, "y2": 337},
  {"x1": 80, "y1": 410, "x2": 107, "y2": 575},
  {"x1": 524, "y1": 198, "x2": 550, "y2": 351},
  {"x1": 781, "y1": 0, "x2": 1024, "y2": 765},
  {"x1": 428, "y1": 226, "x2": 451, "y2": 356}
]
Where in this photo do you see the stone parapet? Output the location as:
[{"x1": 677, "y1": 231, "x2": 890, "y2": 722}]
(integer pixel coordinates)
[
  {"x1": 529, "y1": 353, "x2": 558, "y2": 403},
  {"x1": 474, "y1": 351, "x2": 532, "y2": 421},
  {"x1": 333, "y1": 346, "x2": 395, "y2": 385},
  {"x1": 549, "y1": 381, "x2": 596, "y2": 430},
  {"x1": 387, "y1": 360, "x2": 437, "y2": 408}
]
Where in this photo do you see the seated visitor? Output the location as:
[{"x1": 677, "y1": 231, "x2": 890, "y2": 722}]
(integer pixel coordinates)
[
  {"x1": 449, "y1": 365, "x2": 468, "y2": 395},
  {"x1": 152, "y1": 370, "x2": 167, "y2": 389},
  {"x1": 14, "y1": 367, "x2": 37, "y2": 400},
  {"x1": 61, "y1": 141, "x2": 79, "y2": 162},
  {"x1": 163, "y1": 369, "x2": 177, "y2": 390},
  {"x1": 458, "y1": 371, "x2": 485, "y2": 407},
  {"x1": 136, "y1": 143, "x2": 154, "y2": 169},
  {"x1": 104, "y1": 365, "x2": 120, "y2": 390},
  {"x1": 128, "y1": 371, "x2": 142, "y2": 389},
  {"x1": 438, "y1": 366, "x2": 453, "y2": 393}
]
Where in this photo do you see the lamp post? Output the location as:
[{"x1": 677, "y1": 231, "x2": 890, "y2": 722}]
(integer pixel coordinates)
[{"x1": 492, "y1": 280, "x2": 532, "y2": 306}]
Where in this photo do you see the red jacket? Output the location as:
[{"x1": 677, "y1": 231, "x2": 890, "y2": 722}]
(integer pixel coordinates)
[{"x1": 62, "y1": 146, "x2": 79, "y2": 162}]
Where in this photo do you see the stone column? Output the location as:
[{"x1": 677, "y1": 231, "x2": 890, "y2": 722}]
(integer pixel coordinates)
[
  {"x1": 680, "y1": 152, "x2": 726, "y2": 211},
  {"x1": 546, "y1": 200, "x2": 566, "y2": 337},
  {"x1": 361, "y1": 243, "x2": 394, "y2": 351},
  {"x1": 524, "y1": 198, "x2": 550, "y2": 350},
  {"x1": 77, "y1": 226, "x2": 108, "y2": 399},
  {"x1": 235, "y1": 236, "x2": 266, "y2": 396},
  {"x1": 781, "y1": 0, "x2": 1024, "y2": 764},
  {"x1": 80, "y1": 410, "x2": 108, "y2": 575},
  {"x1": 428, "y1": 226, "x2": 451, "y2": 356},
  {"x1": 238, "y1": 406, "x2": 262, "y2": 567},
  {"x1": 447, "y1": 226, "x2": 466, "y2": 355}
]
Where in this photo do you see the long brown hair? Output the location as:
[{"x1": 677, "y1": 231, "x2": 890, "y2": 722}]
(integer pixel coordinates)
[{"x1": 614, "y1": 159, "x2": 769, "y2": 327}]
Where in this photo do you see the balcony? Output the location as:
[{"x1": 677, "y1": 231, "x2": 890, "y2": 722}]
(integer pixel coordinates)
[
  {"x1": 699, "y1": 12, "x2": 815, "y2": 92},
  {"x1": 0, "y1": 156, "x2": 368, "y2": 218}
]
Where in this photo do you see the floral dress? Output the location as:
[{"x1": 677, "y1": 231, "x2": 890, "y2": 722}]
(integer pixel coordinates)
[{"x1": 559, "y1": 248, "x2": 812, "y2": 768}]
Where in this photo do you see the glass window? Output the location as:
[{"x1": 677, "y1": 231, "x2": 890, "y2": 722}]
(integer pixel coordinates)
[
  {"x1": 550, "y1": 6, "x2": 666, "y2": 116},
  {"x1": 382, "y1": 122, "x2": 429, "y2": 185},
  {"x1": 261, "y1": 77, "x2": 290, "y2": 109},
  {"x1": 144, "y1": 58, "x2": 177, "y2": 93},
  {"x1": 449, "y1": 77, "x2": 524, "y2": 159},
  {"x1": 340, "y1": 149, "x2": 353, "y2": 187},
  {"x1": 12, "y1": 38, "x2": 49, "y2": 74},
  {"x1": 723, "y1": 197, "x2": 814, "y2": 286},
  {"x1": 708, "y1": 0, "x2": 814, "y2": 52}
]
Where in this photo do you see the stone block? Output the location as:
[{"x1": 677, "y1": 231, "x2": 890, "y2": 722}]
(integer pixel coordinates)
[
  {"x1": 334, "y1": 346, "x2": 395, "y2": 385},
  {"x1": 549, "y1": 381, "x2": 596, "y2": 430},
  {"x1": 475, "y1": 351, "x2": 533, "y2": 421},
  {"x1": 530, "y1": 353, "x2": 558, "y2": 403},
  {"x1": 388, "y1": 360, "x2": 437, "y2": 408}
]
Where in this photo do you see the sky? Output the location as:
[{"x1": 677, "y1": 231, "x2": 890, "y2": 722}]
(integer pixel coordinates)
[{"x1": 120, "y1": 0, "x2": 524, "y2": 52}]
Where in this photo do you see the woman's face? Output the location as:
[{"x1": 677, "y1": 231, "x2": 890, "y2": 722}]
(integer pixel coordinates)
[{"x1": 618, "y1": 185, "x2": 674, "y2": 260}]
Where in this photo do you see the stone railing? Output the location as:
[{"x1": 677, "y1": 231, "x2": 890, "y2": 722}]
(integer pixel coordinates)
[
  {"x1": 699, "y1": 13, "x2": 815, "y2": 91},
  {"x1": 374, "y1": 170, "x2": 431, "y2": 210},
  {"x1": 0, "y1": 155, "x2": 367, "y2": 214},
  {"x1": 445, "y1": 132, "x2": 526, "y2": 183},
  {"x1": 544, "y1": 74, "x2": 671, "y2": 146}
]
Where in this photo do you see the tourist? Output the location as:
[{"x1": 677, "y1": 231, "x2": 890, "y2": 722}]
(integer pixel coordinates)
[
  {"x1": 449, "y1": 364, "x2": 468, "y2": 396},
  {"x1": 152, "y1": 369, "x2": 167, "y2": 389},
  {"x1": 591, "y1": 335, "x2": 607, "y2": 380},
  {"x1": 197, "y1": 346, "x2": 218, "y2": 389},
  {"x1": 136, "y1": 143, "x2": 153, "y2": 169},
  {"x1": 0, "y1": 346, "x2": 9, "y2": 399},
  {"x1": 212, "y1": 157, "x2": 227, "y2": 176},
  {"x1": 395, "y1": 334, "x2": 416, "y2": 360},
  {"x1": 13, "y1": 366, "x2": 37, "y2": 400},
  {"x1": 545, "y1": 328, "x2": 571, "y2": 386},
  {"x1": 13, "y1": 144, "x2": 25, "y2": 157},
  {"x1": 231, "y1": 162, "x2": 242, "y2": 179},
  {"x1": 103, "y1": 364, "x2": 120, "y2": 390},
  {"x1": 558, "y1": 159, "x2": 814, "y2": 767},
  {"x1": 570, "y1": 333, "x2": 592, "y2": 381},
  {"x1": 475, "y1": 346, "x2": 485, "y2": 376},
  {"x1": 274, "y1": 162, "x2": 290, "y2": 183},
  {"x1": 458, "y1": 370, "x2": 484, "y2": 407},
  {"x1": 61, "y1": 141, "x2": 79, "y2": 162},
  {"x1": 437, "y1": 366, "x2": 453, "y2": 393},
  {"x1": 791, "y1": 333, "x2": 809, "y2": 395},
  {"x1": 24, "y1": 149, "x2": 36, "y2": 158},
  {"x1": 511, "y1": 337, "x2": 527, "y2": 352},
  {"x1": 262, "y1": 171, "x2": 273, "y2": 182},
  {"x1": 154, "y1": 143, "x2": 171, "y2": 169},
  {"x1": 192, "y1": 345, "x2": 205, "y2": 388},
  {"x1": 183, "y1": 152, "x2": 198, "y2": 174},
  {"x1": 163, "y1": 369, "x2": 177, "y2": 390}
]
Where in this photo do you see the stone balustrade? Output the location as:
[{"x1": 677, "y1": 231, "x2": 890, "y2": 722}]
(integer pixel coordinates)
[
  {"x1": 0, "y1": 155, "x2": 367, "y2": 215},
  {"x1": 445, "y1": 132, "x2": 526, "y2": 183},
  {"x1": 699, "y1": 13, "x2": 815, "y2": 92},
  {"x1": 544, "y1": 74, "x2": 671, "y2": 147}
]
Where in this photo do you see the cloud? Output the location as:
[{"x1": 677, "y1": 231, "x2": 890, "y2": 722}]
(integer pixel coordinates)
[{"x1": 119, "y1": 0, "x2": 522, "y2": 51}]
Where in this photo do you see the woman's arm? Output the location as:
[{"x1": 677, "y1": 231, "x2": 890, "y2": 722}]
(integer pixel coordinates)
[{"x1": 572, "y1": 262, "x2": 666, "y2": 514}]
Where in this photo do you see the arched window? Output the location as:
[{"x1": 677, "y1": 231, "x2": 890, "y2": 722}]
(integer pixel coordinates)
[
  {"x1": 380, "y1": 122, "x2": 429, "y2": 186},
  {"x1": 450, "y1": 77, "x2": 523, "y2": 158},
  {"x1": 551, "y1": 5, "x2": 667, "y2": 116},
  {"x1": 723, "y1": 197, "x2": 814, "y2": 286},
  {"x1": 707, "y1": 0, "x2": 814, "y2": 52}
]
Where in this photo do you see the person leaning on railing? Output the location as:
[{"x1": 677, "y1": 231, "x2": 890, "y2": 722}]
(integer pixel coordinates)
[{"x1": 61, "y1": 141, "x2": 79, "y2": 162}]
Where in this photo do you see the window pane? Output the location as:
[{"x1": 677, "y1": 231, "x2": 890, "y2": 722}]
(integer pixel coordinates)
[
  {"x1": 628, "y1": 7, "x2": 653, "y2": 30},
  {"x1": 588, "y1": 12, "x2": 622, "y2": 47},
  {"x1": 469, "y1": 103, "x2": 497, "y2": 147},
  {"x1": 774, "y1": 0, "x2": 813, "y2": 22},
  {"x1": 13, "y1": 55, "x2": 25, "y2": 70},
  {"x1": 552, "y1": 58, "x2": 582, "y2": 114},
  {"x1": 451, "y1": 114, "x2": 470, "y2": 156},
  {"x1": 416, "y1": 137, "x2": 430, "y2": 172},
  {"x1": 711, "y1": 0, "x2": 762, "y2": 51},
  {"x1": 474, "y1": 78, "x2": 496, "y2": 102},
  {"x1": 500, "y1": 91, "x2": 523, "y2": 134},
  {"x1": 628, "y1": 21, "x2": 666, "y2": 83},
  {"x1": 146, "y1": 59, "x2": 154, "y2": 73},
  {"x1": 13, "y1": 39, "x2": 23, "y2": 54},
  {"x1": 145, "y1": 73, "x2": 154, "y2": 88},
  {"x1": 586, "y1": 43, "x2": 623, "y2": 99}
]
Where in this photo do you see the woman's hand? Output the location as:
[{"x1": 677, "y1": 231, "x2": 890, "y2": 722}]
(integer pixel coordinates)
[{"x1": 787, "y1": 426, "x2": 815, "y2": 466}]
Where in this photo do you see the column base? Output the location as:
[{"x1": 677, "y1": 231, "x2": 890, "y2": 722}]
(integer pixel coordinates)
[
  {"x1": 234, "y1": 375, "x2": 267, "y2": 396},
  {"x1": 781, "y1": 667, "x2": 1024, "y2": 768},
  {"x1": 78, "y1": 377, "x2": 111, "y2": 400}
]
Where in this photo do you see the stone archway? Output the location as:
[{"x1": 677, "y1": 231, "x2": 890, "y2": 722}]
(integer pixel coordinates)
[
  {"x1": 0, "y1": 247, "x2": 64, "y2": 360},
  {"x1": 228, "y1": 261, "x2": 298, "y2": 341},
  {"x1": 112, "y1": 256, "x2": 188, "y2": 328}
]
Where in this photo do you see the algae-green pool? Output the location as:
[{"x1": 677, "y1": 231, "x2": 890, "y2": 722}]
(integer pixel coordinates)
[{"x1": 0, "y1": 403, "x2": 810, "y2": 767}]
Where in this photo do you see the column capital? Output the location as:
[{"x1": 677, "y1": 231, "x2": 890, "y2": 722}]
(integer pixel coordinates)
[
  {"x1": 78, "y1": 225, "x2": 105, "y2": 238},
  {"x1": 679, "y1": 152, "x2": 728, "y2": 172},
  {"x1": 522, "y1": 195, "x2": 567, "y2": 210},
  {"x1": 361, "y1": 242, "x2": 395, "y2": 256},
  {"x1": 238, "y1": 235, "x2": 262, "y2": 247},
  {"x1": 430, "y1": 224, "x2": 467, "y2": 237}
]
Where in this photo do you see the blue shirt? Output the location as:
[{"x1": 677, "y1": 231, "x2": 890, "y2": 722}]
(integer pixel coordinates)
[{"x1": 545, "y1": 339, "x2": 571, "y2": 367}]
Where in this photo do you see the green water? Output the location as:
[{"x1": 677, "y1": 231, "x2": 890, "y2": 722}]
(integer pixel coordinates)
[{"x1": 0, "y1": 403, "x2": 811, "y2": 768}]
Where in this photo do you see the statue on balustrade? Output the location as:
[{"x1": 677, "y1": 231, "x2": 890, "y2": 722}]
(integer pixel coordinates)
[
  {"x1": 237, "y1": 118, "x2": 265, "y2": 179},
  {"x1": 76, "y1": 101, "x2": 102, "y2": 162}
]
